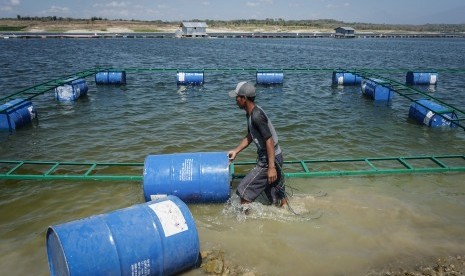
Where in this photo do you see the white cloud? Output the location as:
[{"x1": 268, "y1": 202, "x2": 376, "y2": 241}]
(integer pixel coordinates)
[
  {"x1": 327, "y1": 2, "x2": 350, "y2": 9},
  {"x1": 246, "y1": 2, "x2": 260, "y2": 7},
  {"x1": 246, "y1": 0, "x2": 274, "y2": 7},
  {"x1": 93, "y1": 1, "x2": 129, "y2": 8},
  {"x1": 107, "y1": 1, "x2": 128, "y2": 8},
  {"x1": 48, "y1": 5, "x2": 70, "y2": 13},
  {"x1": 202, "y1": 1, "x2": 210, "y2": 6},
  {"x1": 1, "y1": 0, "x2": 19, "y2": 11}
]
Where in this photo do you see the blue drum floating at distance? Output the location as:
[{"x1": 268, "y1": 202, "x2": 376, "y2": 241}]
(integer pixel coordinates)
[
  {"x1": 54, "y1": 78, "x2": 88, "y2": 102},
  {"x1": 332, "y1": 71, "x2": 362, "y2": 85},
  {"x1": 95, "y1": 71, "x2": 127, "y2": 85},
  {"x1": 406, "y1": 72, "x2": 438, "y2": 85},
  {"x1": 361, "y1": 78, "x2": 394, "y2": 101},
  {"x1": 408, "y1": 99, "x2": 458, "y2": 128},
  {"x1": 143, "y1": 152, "x2": 231, "y2": 203},
  {"x1": 256, "y1": 71, "x2": 284, "y2": 85},
  {"x1": 176, "y1": 72, "x2": 204, "y2": 85},
  {"x1": 0, "y1": 98, "x2": 37, "y2": 130},
  {"x1": 46, "y1": 195, "x2": 200, "y2": 276}
]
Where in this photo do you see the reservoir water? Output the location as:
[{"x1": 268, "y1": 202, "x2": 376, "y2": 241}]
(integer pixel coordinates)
[{"x1": 1, "y1": 37, "x2": 464, "y2": 275}]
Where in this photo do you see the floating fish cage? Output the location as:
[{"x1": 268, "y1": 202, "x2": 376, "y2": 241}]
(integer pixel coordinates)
[
  {"x1": 0, "y1": 98, "x2": 37, "y2": 130},
  {"x1": 406, "y1": 72, "x2": 438, "y2": 85},
  {"x1": 332, "y1": 71, "x2": 362, "y2": 85},
  {"x1": 409, "y1": 99, "x2": 458, "y2": 128},
  {"x1": 176, "y1": 71, "x2": 204, "y2": 85},
  {"x1": 54, "y1": 78, "x2": 88, "y2": 102},
  {"x1": 256, "y1": 71, "x2": 284, "y2": 85},
  {"x1": 1, "y1": 67, "x2": 464, "y2": 132},
  {"x1": 361, "y1": 78, "x2": 395, "y2": 101},
  {"x1": 95, "y1": 71, "x2": 127, "y2": 85}
]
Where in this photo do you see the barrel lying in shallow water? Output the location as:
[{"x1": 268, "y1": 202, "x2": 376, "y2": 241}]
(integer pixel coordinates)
[
  {"x1": 332, "y1": 71, "x2": 362, "y2": 85},
  {"x1": 176, "y1": 72, "x2": 204, "y2": 85},
  {"x1": 95, "y1": 71, "x2": 127, "y2": 85},
  {"x1": 0, "y1": 98, "x2": 37, "y2": 130},
  {"x1": 54, "y1": 78, "x2": 88, "y2": 102},
  {"x1": 143, "y1": 152, "x2": 231, "y2": 203},
  {"x1": 408, "y1": 99, "x2": 458, "y2": 128},
  {"x1": 361, "y1": 78, "x2": 394, "y2": 101},
  {"x1": 46, "y1": 195, "x2": 199, "y2": 276},
  {"x1": 406, "y1": 72, "x2": 438, "y2": 85},
  {"x1": 256, "y1": 72, "x2": 284, "y2": 85}
]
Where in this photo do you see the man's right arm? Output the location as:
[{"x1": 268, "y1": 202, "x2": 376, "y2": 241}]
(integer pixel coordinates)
[{"x1": 228, "y1": 133, "x2": 252, "y2": 161}]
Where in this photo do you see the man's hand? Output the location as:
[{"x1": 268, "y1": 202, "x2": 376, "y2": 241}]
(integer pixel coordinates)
[
  {"x1": 268, "y1": 166, "x2": 277, "y2": 184},
  {"x1": 228, "y1": 150, "x2": 237, "y2": 161}
]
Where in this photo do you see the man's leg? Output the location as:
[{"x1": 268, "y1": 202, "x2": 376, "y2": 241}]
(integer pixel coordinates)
[{"x1": 236, "y1": 165, "x2": 268, "y2": 204}]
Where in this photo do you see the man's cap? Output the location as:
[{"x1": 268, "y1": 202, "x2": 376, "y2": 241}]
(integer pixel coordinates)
[{"x1": 228, "y1": 81, "x2": 256, "y2": 98}]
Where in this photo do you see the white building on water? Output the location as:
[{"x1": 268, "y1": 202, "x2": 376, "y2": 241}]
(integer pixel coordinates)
[
  {"x1": 334, "y1": 27, "x2": 356, "y2": 38},
  {"x1": 175, "y1": 22, "x2": 208, "y2": 38}
]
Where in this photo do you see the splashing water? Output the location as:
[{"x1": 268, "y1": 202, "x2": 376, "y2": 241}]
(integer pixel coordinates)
[{"x1": 221, "y1": 193, "x2": 326, "y2": 223}]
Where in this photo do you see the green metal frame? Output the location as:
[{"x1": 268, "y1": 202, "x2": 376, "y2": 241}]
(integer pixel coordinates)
[
  {"x1": 1, "y1": 68, "x2": 464, "y2": 182},
  {"x1": 347, "y1": 69, "x2": 465, "y2": 130},
  {"x1": 1, "y1": 154, "x2": 464, "y2": 181},
  {"x1": 0, "y1": 68, "x2": 98, "y2": 103},
  {"x1": 0, "y1": 160, "x2": 143, "y2": 181}
]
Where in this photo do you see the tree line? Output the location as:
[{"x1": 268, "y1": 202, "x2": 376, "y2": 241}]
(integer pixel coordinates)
[{"x1": 6, "y1": 16, "x2": 465, "y2": 33}]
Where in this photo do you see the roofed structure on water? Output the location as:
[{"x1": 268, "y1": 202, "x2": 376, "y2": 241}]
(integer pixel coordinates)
[
  {"x1": 334, "y1": 26, "x2": 356, "y2": 38},
  {"x1": 177, "y1": 22, "x2": 208, "y2": 38}
]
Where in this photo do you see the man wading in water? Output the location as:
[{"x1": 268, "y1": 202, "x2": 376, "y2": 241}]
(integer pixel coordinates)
[{"x1": 227, "y1": 81, "x2": 287, "y2": 208}]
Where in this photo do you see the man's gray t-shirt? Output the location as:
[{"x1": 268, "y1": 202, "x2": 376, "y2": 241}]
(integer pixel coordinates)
[{"x1": 247, "y1": 105, "x2": 282, "y2": 164}]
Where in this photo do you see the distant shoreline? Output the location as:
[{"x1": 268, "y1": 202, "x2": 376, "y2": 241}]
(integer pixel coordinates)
[
  {"x1": 1, "y1": 18, "x2": 465, "y2": 35},
  {"x1": 2, "y1": 18, "x2": 465, "y2": 39},
  {"x1": 2, "y1": 31, "x2": 464, "y2": 40}
]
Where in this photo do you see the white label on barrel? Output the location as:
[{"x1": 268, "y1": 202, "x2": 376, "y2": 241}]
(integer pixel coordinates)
[
  {"x1": 179, "y1": 158, "x2": 193, "y2": 182},
  {"x1": 131, "y1": 258, "x2": 151, "y2": 276},
  {"x1": 27, "y1": 106, "x2": 36, "y2": 120},
  {"x1": 178, "y1": 72, "x2": 185, "y2": 82},
  {"x1": 424, "y1": 111, "x2": 434, "y2": 126},
  {"x1": 430, "y1": 74, "x2": 437, "y2": 85},
  {"x1": 150, "y1": 194, "x2": 167, "y2": 201},
  {"x1": 149, "y1": 200, "x2": 188, "y2": 237}
]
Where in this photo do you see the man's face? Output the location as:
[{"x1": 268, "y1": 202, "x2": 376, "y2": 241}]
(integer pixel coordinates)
[{"x1": 235, "y1": 95, "x2": 246, "y2": 109}]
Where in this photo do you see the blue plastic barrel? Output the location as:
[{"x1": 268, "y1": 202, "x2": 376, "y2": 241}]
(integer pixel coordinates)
[
  {"x1": 408, "y1": 99, "x2": 458, "y2": 128},
  {"x1": 176, "y1": 72, "x2": 204, "y2": 85},
  {"x1": 143, "y1": 152, "x2": 230, "y2": 203},
  {"x1": 54, "y1": 78, "x2": 88, "y2": 102},
  {"x1": 95, "y1": 71, "x2": 126, "y2": 85},
  {"x1": 332, "y1": 71, "x2": 362, "y2": 85},
  {"x1": 46, "y1": 195, "x2": 199, "y2": 276},
  {"x1": 361, "y1": 78, "x2": 394, "y2": 101},
  {"x1": 406, "y1": 72, "x2": 438, "y2": 85},
  {"x1": 0, "y1": 98, "x2": 37, "y2": 130},
  {"x1": 256, "y1": 72, "x2": 284, "y2": 85}
]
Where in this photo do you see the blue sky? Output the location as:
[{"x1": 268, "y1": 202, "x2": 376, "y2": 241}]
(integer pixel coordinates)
[{"x1": 1, "y1": 0, "x2": 464, "y2": 24}]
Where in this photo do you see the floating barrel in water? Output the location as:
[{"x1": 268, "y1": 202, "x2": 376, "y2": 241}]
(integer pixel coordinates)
[
  {"x1": 332, "y1": 71, "x2": 362, "y2": 85},
  {"x1": 361, "y1": 78, "x2": 394, "y2": 101},
  {"x1": 176, "y1": 71, "x2": 204, "y2": 85},
  {"x1": 0, "y1": 98, "x2": 37, "y2": 130},
  {"x1": 95, "y1": 71, "x2": 127, "y2": 85},
  {"x1": 406, "y1": 72, "x2": 438, "y2": 85},
  {"x1": 54, "y1": 78, "x2": 88, "y2": 102},
  {"x1": 256, "y1": 71, "x2": 284, "y2": 85},
  {"x1": 143, "y1": 152, "x2": 230, "y2": 203},
  {"x1": 408, "y1": 99, "x2": 458, "y2": 128},
  {"x1": 46, "y1": 195, "x2": 199, "y2": 276}
]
